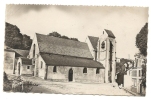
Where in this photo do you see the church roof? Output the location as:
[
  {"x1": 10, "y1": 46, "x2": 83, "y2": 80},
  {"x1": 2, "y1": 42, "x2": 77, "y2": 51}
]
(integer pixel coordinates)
[
  {"x1": 88, "y1": 36, "x2": 99, "y2": 50},
  {"x1": 41, "y1": 53, "x2": 104, "y2": 68},
  {"x1": 20, "y1": 57, "x2": 32, "y2": 65},
  {"x1": 104, "y1": 29, "x2": 116, "y2": 38},
  {"x1": 36, "y1": 33, "x2": 93, "y2": 59}
]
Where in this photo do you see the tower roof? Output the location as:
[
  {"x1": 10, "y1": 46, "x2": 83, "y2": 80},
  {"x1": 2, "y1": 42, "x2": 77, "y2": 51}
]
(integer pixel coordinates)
[
  {"x1": 104, "y1": 29, "x2": 116, "y2": 38},
  {"x1": 88, "y1": 36, "x2": 99, "y2": 50}
]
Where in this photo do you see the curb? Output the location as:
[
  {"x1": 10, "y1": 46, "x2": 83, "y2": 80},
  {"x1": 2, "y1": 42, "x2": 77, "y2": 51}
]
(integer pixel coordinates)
[{"x1": 123, "y1": 88, "x2": 141, "y2": 96}]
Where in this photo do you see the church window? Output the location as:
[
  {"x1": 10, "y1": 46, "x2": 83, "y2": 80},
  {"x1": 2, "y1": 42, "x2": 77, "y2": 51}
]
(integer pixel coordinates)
[
  {"x1": 83, "y1": 67, "x2": 87, "y2": 73},
  {"x1": 27, "y1": 66, "x2": 30, "y2": 69},
  {"x1": 96, "y1": 68, "x2": 100, "y2": 74},
  {"x1": 41, "y1": 61, "x2": 43, "y2": 69},
  {"x1": 33, "y1": 44, "x2": 36, "y2": 58},
  {"x1": 53, "y1": 66, "x2": 57, "y2": 72},
  {"x1": 101, "y1": 41, "x2": 105, "y2": 49}
]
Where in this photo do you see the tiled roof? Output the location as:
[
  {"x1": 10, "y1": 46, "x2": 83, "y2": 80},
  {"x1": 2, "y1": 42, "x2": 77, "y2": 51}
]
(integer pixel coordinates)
[
  {"x1": 41, "y1": 53, "x2": 104, "y2": 68},
  {"x1": 88, "y1": 36, "x2": 99, "y2": 50},
  {"x1": 36, "y1": 33, "x2": 93, "y2": 59},
  {"x1": 104, "y1": 29, "x2": 115, "y2": 38},
  {"x1": 20, "y1": 57, "x2": 32, "y2": 65},
  {"x1": 12, "y1": 49, "x2": 29, "y2": 57},
  {"x1": 4, "y1": 48, "x2": 29, "y2": 57}
]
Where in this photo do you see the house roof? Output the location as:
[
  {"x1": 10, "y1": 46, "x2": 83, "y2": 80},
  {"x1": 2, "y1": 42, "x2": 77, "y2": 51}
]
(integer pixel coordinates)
[
  {"x1": 36, "y1": 33, "x2": 93, "y2": 59},
  {"x1": 41, "y1": 53, "x2": 104, "y2": 68},
  {"x1": 88, "y1": 36, "x2": 99, "y2": 50},
  {"x1": 104, "y1": 29, "x2": 115, "y2": 38},
  {"x1": 20, "y1": 57, "x2": 32, "y2": 65},
  {"x1": 4, "y1": 48, "x2": 29, "y2": 57},
  {"x1": 12, "y1": 49, "x2": 29, "y2": 57}
]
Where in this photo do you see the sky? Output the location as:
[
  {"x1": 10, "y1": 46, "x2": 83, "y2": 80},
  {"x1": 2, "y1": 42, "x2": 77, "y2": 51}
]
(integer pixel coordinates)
[{"x1": 5, "y1": 5, "x2": 148, "y2": 59}]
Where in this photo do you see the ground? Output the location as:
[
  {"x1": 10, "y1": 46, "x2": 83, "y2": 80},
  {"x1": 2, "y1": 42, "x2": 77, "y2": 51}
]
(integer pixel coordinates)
[{"x1": 20, "y1": 76, "x2": 132, "y2": 96}]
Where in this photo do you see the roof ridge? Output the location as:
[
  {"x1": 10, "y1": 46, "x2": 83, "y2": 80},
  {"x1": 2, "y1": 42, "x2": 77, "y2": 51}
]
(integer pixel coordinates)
[
  {"x1": 12, "y1": 49, "x2": 29, "y2": 51},
  {"x1": 36, "y1": 33, "x2": 87, "y2": 44},
  {"x1": 88, "y1": 36, "x2": 99, "y2": 38}
]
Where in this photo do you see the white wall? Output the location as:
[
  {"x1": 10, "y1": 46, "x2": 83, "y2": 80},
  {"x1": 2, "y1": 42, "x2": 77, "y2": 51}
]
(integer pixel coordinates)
[
  {"x1": 28, "y1": 33, "x2": 40, "y2": 59},
  {"x1": 85, "y1": 37, "x2": 96, "y2": 60}
]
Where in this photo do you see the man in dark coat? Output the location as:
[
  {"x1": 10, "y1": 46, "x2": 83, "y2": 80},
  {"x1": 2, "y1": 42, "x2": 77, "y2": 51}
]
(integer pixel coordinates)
[{"x1": 116, "y1": 72, "x2": 124, "y2": 89}]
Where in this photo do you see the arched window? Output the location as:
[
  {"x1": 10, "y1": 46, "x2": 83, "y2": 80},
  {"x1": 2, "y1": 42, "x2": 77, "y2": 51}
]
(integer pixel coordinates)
[
  {"x1": 18, "y1": 62, "x2": 21, "y2": 75},
  {"x1": 96, "y1": 68, "x2": 100, "y2": 74},
  {"x1": 101, "y1": 41, "x2": 105, "y2": 49},
  {"x1": 27, "y1": 66, "x2": 30, "y2": 69},
  {"x1": 83, "y1": 67, "x2": 87, "y2": 73},
  {"x1": 33, "y1": 44, "x2": 36, "y2": 58},
  {"x1": 53, "y1": 66, "x2": 57, "y2": 72},
  {"x1": 41, "y1": 61, "x2": 43, "y2": 69}
]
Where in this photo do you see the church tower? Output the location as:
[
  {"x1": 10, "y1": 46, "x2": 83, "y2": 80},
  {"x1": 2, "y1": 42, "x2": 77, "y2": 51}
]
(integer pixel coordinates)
[{"x1": 97, "y1": 29, "x2": 116, "y2": 83}]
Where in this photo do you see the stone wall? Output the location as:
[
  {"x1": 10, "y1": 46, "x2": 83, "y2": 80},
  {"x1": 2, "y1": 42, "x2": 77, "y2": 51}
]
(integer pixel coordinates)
[
  {"x1": 47, "y1": 66, "x2": 105, "y2": 83},
  {"x1": 21, "y1": 65, "x2": 34, "y2": 75},
  {"x1": 4, "y1": 51, "x2": 15, "y2": 74},
  {"x1": 37, "y1": 55, "x2": 46, "y2": 79}
]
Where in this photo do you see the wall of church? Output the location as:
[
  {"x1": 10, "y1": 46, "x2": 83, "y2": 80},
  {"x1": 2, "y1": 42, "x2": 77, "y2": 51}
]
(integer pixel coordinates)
[
  {"x1": 97, "y1": 31, "x2": 116, "y2": 83},
  {"x1": 46, "y1": 66, "x2": 105, "y2": 83},
  {"x1": 28, "y1": 34, "x2": 40, "y2": 59},
  {"x1": 4, "y1": 51, "x2": 15, "y2": 74},
  {"x1": 21, "y1": 65, "x2": 34, "y2": 75},
  {"x1": 16, "y1": 58, "x2": 34, "y2": 76},
  {"x1": 37, "y1": 55, "x2": 46, "y2": 79},
  {"x1": 85, "y1": 37, "x2": 95, "y2": 60}
]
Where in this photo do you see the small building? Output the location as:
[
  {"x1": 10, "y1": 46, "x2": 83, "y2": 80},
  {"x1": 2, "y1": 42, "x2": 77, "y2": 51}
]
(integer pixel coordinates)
[
  {"x1": 4, "y1": 49, "x2": 15, "y2": 74},
  {"x1": 4, "y1": 47, "x2": 29, "y2": 74},
  {"x1": 16, "y1": 57, "x2": 34, "y2": 76},
  {"x1": 124, "y1": 54, "x2": 146, "y2": 95}
]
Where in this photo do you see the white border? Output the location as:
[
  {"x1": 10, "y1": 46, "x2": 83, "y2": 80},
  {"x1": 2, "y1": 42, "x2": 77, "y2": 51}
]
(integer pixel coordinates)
[{"x1": 0, "y1": 0, "x2": 150, "y2": 100}]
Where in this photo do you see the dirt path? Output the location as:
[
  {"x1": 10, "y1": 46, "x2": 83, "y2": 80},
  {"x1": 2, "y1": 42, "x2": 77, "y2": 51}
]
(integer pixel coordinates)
[
  {"x1": 30, "y1": 86, "x2": 59, "y2": 94},
  {"x1": 22, "y1": 76, "x2": 133, "y2": 96}
]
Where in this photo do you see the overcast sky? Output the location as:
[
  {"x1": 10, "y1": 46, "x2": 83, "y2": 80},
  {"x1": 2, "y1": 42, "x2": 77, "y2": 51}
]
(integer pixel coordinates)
[{"x1": 5, "y1": 5, "x2": 148, "y2": 59}]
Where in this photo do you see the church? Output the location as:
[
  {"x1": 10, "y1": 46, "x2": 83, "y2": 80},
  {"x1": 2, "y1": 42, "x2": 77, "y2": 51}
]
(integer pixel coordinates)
[{"x1": 12, "y1": 29, "x2": 116, "y2": 83}]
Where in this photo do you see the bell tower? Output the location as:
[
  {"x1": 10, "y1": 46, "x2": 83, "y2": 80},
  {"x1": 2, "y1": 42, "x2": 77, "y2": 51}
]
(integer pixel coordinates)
[{"x1": 97, "y1": 29, "x2": 116, "y2": 83}]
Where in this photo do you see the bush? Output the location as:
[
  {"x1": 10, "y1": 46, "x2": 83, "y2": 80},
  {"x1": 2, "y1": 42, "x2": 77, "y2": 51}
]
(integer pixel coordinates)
[
  {"x1": 3, "y1": 72, "x2": 8, "y2": 82},
  {"x1": 3, "y1": 72, "x2": 12, "y2": 91}
]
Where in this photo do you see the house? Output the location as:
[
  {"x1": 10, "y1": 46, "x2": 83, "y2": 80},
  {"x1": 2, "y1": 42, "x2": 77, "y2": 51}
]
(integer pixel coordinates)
[
  {"x1": 123, "y1": 54, "x2": 146, "y2": 95},
  {"x1": 4, "y1": 47, "x2": 29, "y2": 74},
  {"x1": 16, "y1": 57, "x2": 33, "y2": 76}
]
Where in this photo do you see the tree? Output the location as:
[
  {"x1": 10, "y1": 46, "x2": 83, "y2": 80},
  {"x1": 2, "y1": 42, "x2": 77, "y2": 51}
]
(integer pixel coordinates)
[
  {"x1": 61, "y1": 35, "x2": 69, "y2": 39},
  {"x1": 135, "y1": 23, "x2": 148, "y2": 89},
  {"x1": 48, "y1": 31, "x2": 79, "y2": 41},
  {"x1": 116, "y1": 58, "x2": 133, "y2": 74},
  {"x1": 136, "y1": 23, "x2": 148, "y2": 56},
  {"x1": 5, "y1": 22, "x2": 32, "y2": 50},
  {"x1": 5, "y1": 22, "x2": 23, "y2": 49},
  {"x1": 70, "y1": 38, "x2": 79, "y2": 41},
  {"x1": 48, "y1": 32, "x2": 61, "y2": 37},
  {"x1": 22, "y1": 34, "x2": 32, "y2": 50}
]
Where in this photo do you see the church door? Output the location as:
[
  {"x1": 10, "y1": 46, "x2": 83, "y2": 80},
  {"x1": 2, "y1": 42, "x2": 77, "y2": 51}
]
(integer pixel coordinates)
[{"x1": 68, "y1": 68, "x2": 73, "y2": 82}]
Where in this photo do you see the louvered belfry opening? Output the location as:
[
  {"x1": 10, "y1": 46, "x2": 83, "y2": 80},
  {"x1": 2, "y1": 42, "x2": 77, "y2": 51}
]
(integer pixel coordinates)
[{"x1": 109, "y1": 41, "x2": 113, "y2": 83}]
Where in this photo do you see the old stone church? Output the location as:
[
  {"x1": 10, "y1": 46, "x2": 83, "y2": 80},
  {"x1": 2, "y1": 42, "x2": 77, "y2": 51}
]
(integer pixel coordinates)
[{"x1": 7, "y1": 29, "x2": 116, "y2": 83}]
